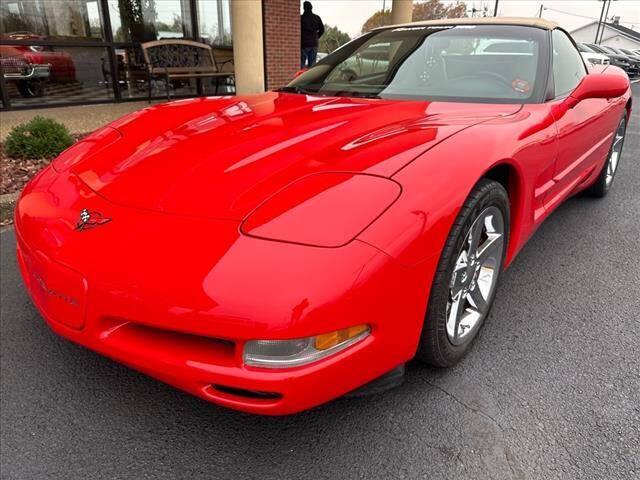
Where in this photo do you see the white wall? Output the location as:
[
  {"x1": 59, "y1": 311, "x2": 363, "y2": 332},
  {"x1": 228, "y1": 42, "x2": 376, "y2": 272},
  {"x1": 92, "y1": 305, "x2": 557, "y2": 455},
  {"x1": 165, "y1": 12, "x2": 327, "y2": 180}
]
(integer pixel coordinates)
[
  {"x1": 571, "y1": 23, "x2": 640, "y2": 50},
  {"x1": 600, "y1": 34, "x2": 640, "y2": 50}
]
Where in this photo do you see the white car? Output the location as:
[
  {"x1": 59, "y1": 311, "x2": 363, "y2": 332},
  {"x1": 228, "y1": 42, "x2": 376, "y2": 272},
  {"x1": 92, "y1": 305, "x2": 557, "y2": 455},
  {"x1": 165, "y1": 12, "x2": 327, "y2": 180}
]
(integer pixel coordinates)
[{"x1": 577, "y1": 43, "x2": 610, "y2": 65}]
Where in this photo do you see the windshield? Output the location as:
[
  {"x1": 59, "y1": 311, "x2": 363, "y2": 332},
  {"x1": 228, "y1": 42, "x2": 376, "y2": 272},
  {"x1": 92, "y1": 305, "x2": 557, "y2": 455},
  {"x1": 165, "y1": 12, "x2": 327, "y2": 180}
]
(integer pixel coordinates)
[
  {"x1": 585, "y1": 44, "x2": 606, "y2": 54},
  {"x1": 578, "y1": 43, "x2": 595, "y2": 53},
  {"x1": 287, "y1": 25, "x2": 548, "y2": 103}
]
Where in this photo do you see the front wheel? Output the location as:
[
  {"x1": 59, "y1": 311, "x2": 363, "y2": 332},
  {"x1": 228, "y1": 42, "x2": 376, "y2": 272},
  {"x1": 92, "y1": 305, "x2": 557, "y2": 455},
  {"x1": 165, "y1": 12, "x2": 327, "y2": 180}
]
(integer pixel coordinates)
[
  {"x1": 417, "y1": 179, "x2": 509, "y2": 367},
  {"x1": 587, "y1": 115, "x2": 627, "y2": 197}
]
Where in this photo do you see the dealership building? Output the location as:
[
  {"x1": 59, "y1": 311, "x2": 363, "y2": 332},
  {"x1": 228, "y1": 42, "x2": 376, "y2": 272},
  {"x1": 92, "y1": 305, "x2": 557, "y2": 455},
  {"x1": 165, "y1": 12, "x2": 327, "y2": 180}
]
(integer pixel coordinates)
[{"x1": 1, "y1": 0, "x2": 358, "y2": 110}]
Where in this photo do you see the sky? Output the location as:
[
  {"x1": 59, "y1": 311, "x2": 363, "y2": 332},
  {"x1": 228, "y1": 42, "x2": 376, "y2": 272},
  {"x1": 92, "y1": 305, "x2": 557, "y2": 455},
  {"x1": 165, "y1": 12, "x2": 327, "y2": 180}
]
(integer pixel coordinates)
[{"x1": 307, "y1": 0, "x2": 640, "y2": 39}]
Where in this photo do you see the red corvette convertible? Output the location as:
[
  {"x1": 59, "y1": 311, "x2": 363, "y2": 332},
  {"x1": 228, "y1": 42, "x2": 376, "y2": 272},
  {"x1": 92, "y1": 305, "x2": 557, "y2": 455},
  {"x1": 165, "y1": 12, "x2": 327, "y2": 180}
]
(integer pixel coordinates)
[{"x1": 15, "y1": 18, "x2": 631, "y2": 415}]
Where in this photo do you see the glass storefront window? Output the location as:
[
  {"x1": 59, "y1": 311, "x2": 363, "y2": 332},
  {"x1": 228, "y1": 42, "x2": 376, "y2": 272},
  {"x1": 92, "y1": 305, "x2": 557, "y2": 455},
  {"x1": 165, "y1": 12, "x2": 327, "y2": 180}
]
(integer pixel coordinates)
[
  {"x1": 0, "y1": 0, "x2": 104, "y2": 41},
  {"x1": 0, "y1": 0, "x2": 235, "y2": 109},
  {"x1": 198, "y1": 0, "x2": 231, "y2": 46},
  {"x1": 108, "y1": 0, "x2": 192, "y2": 43},
  {"x1": 114, "y1": 44, "x2": 191, "y2": 99},
  {"x1": 0, "y1": 46, "x2": 113, "y2": 106}
]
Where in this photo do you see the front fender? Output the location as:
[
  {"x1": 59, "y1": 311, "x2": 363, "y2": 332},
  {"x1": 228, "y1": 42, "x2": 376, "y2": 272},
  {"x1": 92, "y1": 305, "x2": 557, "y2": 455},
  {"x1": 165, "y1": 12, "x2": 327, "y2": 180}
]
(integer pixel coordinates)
[{"x1": 357, "y1": 106, "x2": 558, "y2": 268}]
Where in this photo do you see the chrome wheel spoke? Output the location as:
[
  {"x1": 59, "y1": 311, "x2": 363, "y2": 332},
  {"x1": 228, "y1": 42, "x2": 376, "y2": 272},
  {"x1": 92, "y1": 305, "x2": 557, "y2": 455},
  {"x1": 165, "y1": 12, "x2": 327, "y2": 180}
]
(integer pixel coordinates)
[
  {"x1": 606, "y1": 119, "x2": 626, "y2": 187},
  {"x1": 476, "y1": 233, "x2": 503, "y2": 266},
  {"x1": 450, "y1": 251, "x2": 468, "y2": 297},
  {"x1": 447, "y1": 290, "x2": 466, "y2": 341},
  {"x1": 467, "y1": 217, "x2": 483, "y2": 258},
  {"x1": 467, "y1": 286, "x2": 487, "y2": 314},
  {"x1": 610, "y1": 151, "x2": 619, "y2": 173},
  {"x1": 612, "y1": 135, "x2": 623, "y2": 149}
]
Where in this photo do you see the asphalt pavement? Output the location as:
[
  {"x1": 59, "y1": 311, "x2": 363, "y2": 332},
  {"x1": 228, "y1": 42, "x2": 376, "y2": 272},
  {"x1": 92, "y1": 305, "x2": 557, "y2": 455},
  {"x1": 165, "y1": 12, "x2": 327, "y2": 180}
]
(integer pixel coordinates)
[{"x1": 1, "y1": 87, "x2": 639, "y2": 480}]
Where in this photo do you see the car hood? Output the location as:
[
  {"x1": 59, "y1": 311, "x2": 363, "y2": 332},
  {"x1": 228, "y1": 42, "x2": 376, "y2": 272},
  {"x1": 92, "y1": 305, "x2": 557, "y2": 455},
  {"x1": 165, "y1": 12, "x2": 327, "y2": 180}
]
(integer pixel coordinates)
[{"x1": 72, "y1": 92, "x2": 520, "y2": 220}]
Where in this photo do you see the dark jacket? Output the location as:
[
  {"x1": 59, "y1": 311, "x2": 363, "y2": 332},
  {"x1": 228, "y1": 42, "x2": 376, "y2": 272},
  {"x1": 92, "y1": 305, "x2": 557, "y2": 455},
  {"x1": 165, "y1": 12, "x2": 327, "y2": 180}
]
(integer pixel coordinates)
[{"x1": 301, "y1": 11, "x2": 324, "y2": 48}]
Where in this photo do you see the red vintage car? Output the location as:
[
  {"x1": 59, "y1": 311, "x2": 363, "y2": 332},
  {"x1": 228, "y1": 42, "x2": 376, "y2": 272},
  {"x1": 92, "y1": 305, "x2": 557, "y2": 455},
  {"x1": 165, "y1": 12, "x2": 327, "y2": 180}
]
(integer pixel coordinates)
[
  {"x1": 1, "y1": 33, "x2": 75, "y2": 97},
  {"x1": 15, "y1": 18, "x2": 631, "y2": 415}
]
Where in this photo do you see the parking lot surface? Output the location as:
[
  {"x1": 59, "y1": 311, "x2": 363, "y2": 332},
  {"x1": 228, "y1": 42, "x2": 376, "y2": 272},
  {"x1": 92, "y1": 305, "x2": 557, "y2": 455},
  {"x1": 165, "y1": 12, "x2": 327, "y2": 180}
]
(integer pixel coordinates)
[{"x1": 1, "y1": 87, "x2": 638, "y2": 480}]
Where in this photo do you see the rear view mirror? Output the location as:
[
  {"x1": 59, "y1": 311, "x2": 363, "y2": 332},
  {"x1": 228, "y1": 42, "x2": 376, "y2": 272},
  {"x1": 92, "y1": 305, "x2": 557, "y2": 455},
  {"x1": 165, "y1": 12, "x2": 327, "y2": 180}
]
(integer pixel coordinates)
[{"x1": 567, "y1": 73, "x2": 628, "y2": 108}]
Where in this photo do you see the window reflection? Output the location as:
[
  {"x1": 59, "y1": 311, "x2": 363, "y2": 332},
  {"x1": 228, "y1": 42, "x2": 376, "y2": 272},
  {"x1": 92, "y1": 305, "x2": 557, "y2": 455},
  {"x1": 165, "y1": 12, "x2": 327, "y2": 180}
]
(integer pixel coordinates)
[
  {"x1": 0, "y1": 0, "x2": 235, "y2": 109},
  {"x1": 198, "y1": 0, "x2": 231, "y2": 46},
  {"x1": 0, "y1": 0, "x2": 104, "y2": 40},
  {"x1": 0, "y1": 46, "x2": 113, "y2": 106},
  {"x1": 108, "y1": 0, "x2": 191, "y2": 43},
  {"x1": 114, "y1": 45, "x2": 199, "y2": 99}
]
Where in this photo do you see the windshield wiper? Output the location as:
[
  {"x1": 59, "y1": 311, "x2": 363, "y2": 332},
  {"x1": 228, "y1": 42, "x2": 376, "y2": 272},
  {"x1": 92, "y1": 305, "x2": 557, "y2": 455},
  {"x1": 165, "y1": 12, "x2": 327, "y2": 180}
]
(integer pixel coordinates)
[
  {"x1": 277, "y1": 87, "x2": 381, "y2": 99},
  {"x1": 328, "y1": 90, "x2": 382, "y2": 99},
  {"x1": 276, "y1": 86, "x2": 317, "y2": 94}
]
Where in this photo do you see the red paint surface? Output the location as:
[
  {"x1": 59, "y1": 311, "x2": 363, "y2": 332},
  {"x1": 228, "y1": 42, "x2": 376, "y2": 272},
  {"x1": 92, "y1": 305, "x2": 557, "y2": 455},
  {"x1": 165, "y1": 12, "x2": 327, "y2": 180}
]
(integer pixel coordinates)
[{"x1": 15, "y1": 66, "x2": 631, "y2": 414}]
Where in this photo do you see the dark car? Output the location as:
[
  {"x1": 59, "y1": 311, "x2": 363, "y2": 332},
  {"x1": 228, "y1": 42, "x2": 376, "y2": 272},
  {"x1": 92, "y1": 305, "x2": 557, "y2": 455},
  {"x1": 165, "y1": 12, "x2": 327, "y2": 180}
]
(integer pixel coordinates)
[
  {"x1": 619, "y1": 48, "x2": 640, "y2": 61},
  {"x1": 599, "y1": 45, "x2": 640, "y2": 78},
  {"x1": 585, "y1": 43, "x2": 632, "y2": 76},
  {"x1": 610, "y1": 47, "x2": 640, "y2": 77}
]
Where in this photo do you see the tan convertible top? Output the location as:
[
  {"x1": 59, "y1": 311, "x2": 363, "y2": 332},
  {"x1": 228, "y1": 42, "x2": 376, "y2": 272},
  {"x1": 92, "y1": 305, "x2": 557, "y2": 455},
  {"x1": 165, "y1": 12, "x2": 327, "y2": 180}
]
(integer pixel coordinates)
[{"x1": 385, "y1": 17, "x2": 559, "y2": 31}]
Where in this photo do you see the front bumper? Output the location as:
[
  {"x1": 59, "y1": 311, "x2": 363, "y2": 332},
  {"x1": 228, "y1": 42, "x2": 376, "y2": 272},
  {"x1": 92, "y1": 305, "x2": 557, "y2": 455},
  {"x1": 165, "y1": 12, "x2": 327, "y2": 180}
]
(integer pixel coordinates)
[
  {"x1": 15, "y1": 168, "x2": 434, "y2": 414},
  {"x1": 2, "y1": 62, "x2": 51, "y2": 80}
]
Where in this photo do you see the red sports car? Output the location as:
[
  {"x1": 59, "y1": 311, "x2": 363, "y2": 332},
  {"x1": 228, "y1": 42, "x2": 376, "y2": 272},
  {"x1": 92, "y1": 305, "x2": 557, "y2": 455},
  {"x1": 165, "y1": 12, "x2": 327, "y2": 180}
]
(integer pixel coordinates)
[
  {"x1": 1, "y1": 33, "x2": 76, "y2": 97},
  {"x1": 15, "y1": 18, "x2": 631, "y2": 415}
]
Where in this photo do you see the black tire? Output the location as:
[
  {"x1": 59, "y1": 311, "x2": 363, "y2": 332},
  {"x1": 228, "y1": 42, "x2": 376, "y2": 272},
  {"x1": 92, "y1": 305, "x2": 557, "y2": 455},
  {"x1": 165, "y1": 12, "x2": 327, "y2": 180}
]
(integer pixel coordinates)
[
  {"x1": 416, "y1": 179, "x2": 510, "y2": 367},
  {"x1": 587, "y1": 115, "x2": 627, "y2": 198},
  {"x1": 17, "y1": 80, "x2": 44, "y2": 98}
]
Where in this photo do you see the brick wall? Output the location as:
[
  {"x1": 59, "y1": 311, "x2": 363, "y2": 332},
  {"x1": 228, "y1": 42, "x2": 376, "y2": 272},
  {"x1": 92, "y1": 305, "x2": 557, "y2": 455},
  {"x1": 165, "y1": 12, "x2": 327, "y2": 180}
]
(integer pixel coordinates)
[{"x1": 262, "y1": 0, "x2": 300, "y2": 90}]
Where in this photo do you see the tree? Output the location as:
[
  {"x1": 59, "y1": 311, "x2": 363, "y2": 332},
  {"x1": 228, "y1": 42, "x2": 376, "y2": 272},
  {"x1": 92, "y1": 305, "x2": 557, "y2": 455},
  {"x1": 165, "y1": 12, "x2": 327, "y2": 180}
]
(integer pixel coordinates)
[
  {"x1": 319, "y1": 24, "x2": 351, "y2": 53},
  {"x1": 115, "y1": 0, "x2": 158, "y2": 42},
  {"x1": 156, "y1": 15, "x2": 184, "y2": 34},
  {"x1": 362, "y1": 0, "x2": 467, "y2": 33}
]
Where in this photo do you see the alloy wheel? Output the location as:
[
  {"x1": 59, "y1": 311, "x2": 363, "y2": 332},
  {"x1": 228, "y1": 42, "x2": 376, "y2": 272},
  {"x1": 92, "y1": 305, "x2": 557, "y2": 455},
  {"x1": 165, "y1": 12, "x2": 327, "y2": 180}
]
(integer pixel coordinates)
[
  {"x1": 446, "y1": 206, "x2": 505, "y2": 345},
  {"x1": 605, "y1": 117, "x2": 626, "y2": 188}
]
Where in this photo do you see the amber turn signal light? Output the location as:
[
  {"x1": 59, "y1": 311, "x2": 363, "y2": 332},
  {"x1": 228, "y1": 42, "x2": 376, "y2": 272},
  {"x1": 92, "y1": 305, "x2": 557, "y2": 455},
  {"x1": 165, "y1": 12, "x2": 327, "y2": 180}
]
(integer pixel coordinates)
[{"x1": 314, "y1": 325, "x2": 369, "y2": 350}]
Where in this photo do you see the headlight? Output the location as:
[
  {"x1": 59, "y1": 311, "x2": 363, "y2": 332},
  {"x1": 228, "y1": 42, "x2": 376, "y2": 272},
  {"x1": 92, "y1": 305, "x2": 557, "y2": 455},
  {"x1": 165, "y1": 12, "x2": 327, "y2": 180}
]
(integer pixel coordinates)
[
  {"x1": 243, "y1": 325, "x2": 370, "y2": 368},
  {"x1": 241, "y1": 172, "x2": 401, "y2": 247},
  {"x1": 588, "y1": 57, "x2": 603, "y2": 65}
]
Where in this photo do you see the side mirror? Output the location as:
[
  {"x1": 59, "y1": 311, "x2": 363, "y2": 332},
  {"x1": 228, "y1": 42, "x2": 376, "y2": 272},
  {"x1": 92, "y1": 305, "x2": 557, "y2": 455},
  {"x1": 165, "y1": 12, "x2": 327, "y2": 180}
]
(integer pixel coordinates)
[{"x1": 566, "y1": 73, "x2": 628, "y2": 108}]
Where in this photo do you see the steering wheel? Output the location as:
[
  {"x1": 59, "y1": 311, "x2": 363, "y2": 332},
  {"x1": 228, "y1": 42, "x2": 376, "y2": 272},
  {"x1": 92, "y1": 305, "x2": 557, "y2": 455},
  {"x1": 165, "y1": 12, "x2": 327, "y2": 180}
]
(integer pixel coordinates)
[{"x1": 337, "y1": 69, "x2": 358, "y2": 82}]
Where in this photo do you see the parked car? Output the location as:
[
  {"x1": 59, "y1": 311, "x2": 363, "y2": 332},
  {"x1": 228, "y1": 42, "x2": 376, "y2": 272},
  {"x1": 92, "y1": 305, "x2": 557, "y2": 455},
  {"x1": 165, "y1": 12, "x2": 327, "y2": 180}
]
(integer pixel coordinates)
[
  {"x1": 15, "y1": 18, "x2": 631, "y2": 415},
  {"x1": 619, "y1": 48, "x2": 640, "y2": 61},
  {"x1": 597, "y1": 45, "x2": 640, "y2": 78},
  {"x1": 0, "y1": 32, "x2": 76, "y2": 97},
  {"x1": 576, "y1": 42, "x2": 610, "y2": 65},
  {"x1": 0, "y1": 45, "x2": 50, "y2": 97},
  {"x1": 603, "y1": 46, "x2": 640, "y2": 78},
  {"x1": 585, "y1": 43, "x2": 632, "y2": 75}
]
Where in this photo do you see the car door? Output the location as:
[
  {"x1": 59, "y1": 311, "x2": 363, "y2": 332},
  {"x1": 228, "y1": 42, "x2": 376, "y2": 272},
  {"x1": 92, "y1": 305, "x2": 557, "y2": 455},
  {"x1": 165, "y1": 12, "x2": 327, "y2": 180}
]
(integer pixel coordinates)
[{"x1": 544, "y1": 30, "x2": 618, "y2": 210}]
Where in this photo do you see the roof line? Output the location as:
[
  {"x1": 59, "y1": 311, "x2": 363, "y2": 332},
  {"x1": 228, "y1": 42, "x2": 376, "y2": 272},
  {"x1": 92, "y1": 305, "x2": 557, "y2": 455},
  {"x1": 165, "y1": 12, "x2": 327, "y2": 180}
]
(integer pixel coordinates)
[
  {"x1": 571, "y1": 21, "x2": 640, "y2": 42},
  {"x1": 379, "y1": 17, "x2": 559, "y2": 31}
]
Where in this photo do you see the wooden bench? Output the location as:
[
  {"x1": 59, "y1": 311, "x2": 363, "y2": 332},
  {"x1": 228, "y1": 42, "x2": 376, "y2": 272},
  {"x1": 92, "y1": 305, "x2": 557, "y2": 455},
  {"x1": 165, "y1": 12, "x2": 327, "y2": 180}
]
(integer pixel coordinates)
[{"x1": 141, "y1": 39, "x2": 234, "y2": 102}]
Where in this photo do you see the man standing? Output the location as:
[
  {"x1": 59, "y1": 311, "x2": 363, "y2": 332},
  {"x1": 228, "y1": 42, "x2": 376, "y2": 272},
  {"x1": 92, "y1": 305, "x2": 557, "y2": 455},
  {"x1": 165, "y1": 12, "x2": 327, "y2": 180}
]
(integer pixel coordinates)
[{"x1": 301, "y1": 1, "x2": 324, "y2": 68}]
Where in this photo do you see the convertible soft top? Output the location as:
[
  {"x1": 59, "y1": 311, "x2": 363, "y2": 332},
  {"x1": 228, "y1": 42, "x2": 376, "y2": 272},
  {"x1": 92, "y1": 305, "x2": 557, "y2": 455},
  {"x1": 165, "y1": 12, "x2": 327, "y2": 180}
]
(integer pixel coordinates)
[{"x1": 385, "y1": 16, "x2": 559, "y2": 31}]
